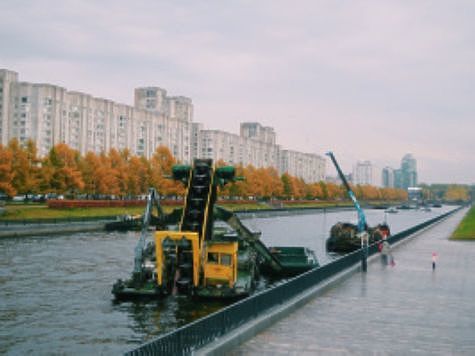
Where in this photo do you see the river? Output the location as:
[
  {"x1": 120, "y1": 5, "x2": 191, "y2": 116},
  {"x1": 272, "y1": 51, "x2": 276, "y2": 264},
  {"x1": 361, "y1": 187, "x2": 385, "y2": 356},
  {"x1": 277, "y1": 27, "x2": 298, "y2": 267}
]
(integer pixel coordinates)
[{"x1": 0, "y1": 206, "x2": 454, "y2": 355}]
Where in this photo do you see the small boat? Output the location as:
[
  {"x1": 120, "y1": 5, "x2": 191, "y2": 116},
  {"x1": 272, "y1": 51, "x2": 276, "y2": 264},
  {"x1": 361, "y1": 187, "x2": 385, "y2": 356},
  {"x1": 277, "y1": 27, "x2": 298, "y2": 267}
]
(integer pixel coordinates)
[
  {"x1": 384, "y1": 207, "x2": 398, "y2": 214},
  {"x1": 105, "y1": 215, "x2": 142, "y2": 231}
]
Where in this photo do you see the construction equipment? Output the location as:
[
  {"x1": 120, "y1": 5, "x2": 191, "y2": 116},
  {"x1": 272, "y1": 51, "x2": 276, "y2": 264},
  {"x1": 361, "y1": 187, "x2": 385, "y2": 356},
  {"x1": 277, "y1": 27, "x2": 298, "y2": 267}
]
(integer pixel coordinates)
[
  {"x1": 112, "y1": 159, "x2": 318, "y2": 300},
  {"x1": 325, "y1": 152, "x2": 389, "y2": 270}
]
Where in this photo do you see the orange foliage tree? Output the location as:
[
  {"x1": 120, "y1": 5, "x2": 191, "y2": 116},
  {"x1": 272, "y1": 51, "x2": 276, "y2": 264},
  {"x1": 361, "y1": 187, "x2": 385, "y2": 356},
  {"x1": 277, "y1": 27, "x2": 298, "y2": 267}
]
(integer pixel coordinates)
[
  {"x1": 150, "y1": 146, "x2": 184, "y2": 196},
  {"x1": 0, "y1": 144, "x2": 16, "y2": 196},
  {"x1": 42, "y1": 143, "x2": 84, "y2": 194},
  {"x1": 0, "y1": 140, "x2": 416, "y2": 203},
  {"x1": 8, "y1": 139, "x2": 40, "y2": 196}
]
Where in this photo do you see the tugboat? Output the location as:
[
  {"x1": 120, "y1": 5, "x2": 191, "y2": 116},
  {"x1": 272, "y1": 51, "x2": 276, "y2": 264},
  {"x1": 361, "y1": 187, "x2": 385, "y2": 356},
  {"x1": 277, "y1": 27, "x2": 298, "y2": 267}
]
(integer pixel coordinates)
[
  {"x1": 112, "y1": 159, "x2": 318, "y2": 301},
  {"x1": 325, "y1": 152, "x2": 390, "y2": 254}
]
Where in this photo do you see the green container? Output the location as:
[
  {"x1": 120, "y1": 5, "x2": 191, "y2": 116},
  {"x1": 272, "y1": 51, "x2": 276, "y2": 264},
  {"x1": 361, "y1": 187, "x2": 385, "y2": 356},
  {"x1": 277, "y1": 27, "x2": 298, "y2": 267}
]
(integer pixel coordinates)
[
  {"x1": 215, "y1": 166, "x2": 235, "y2": 180},
  {"x1": 172, "y1": 165, "x2": 191, "y2": 181}
]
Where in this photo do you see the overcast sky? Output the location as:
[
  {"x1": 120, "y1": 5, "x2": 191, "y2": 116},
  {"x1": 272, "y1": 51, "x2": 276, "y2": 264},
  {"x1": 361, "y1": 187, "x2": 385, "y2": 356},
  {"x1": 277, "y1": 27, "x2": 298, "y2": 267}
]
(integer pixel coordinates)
[{"x1": 1, "y1": 1, "x2": 474, "y2": 184}]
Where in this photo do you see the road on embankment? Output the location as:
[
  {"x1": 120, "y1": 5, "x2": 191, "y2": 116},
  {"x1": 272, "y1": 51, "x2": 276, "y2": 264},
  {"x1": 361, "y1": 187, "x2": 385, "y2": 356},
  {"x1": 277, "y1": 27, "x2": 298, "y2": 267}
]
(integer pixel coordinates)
[{"x1": 231, "y1": 207, "x2": 475, "y2": 355}]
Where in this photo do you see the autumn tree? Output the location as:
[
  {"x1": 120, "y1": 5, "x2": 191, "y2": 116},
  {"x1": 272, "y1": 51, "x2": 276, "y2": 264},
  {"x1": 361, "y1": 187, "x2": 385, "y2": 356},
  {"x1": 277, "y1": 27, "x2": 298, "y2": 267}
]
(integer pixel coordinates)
[
  {"x1": 219, "y1": 163, "x2": 247, "y2": 198},
  {"x1": 318, "y1": 181, "x2": 328, "y2": 200},
  {"x1": 79, "y1": 151, "x2": 120, "y2": 197},
  {"x1": 281, "y1": 173, "x2": 292, "y2": 199},
  {"x1": 42, "y1": 143, "x2": 84, "y2": 194},
  {"x1": 8, "y1": 139, "x2": 40, "y2": 196},
  {"x1": 106, "y1": 148, "x2": 131, "y2": 197},
  {"x1": 126, "y1": 155, "x2": 152, "y2": 196},
  {"x1": 264, "y1": 167, "x2": 284, "y2": 198},
  {"x1": 326, "y1": 182, "x2": 343, "y2": 200},
  {"x1": 444, "y1": 185, "x2": 469, "y2": 202},
  {"x1": 0, "y1": 144, "x2": 16, "y2": 196},
  {"x1": 290, "y1": 176, "x2": 306, "y2": 199},
  {"x1": 242, "y1": 165, "x2": 261, "y2": 198},
  {"x1": 310, "y1": 182, "x2": 324, "y2": 199},
  {"x1": 150, "y1": 146, "x2": 184, "y2": 196}
]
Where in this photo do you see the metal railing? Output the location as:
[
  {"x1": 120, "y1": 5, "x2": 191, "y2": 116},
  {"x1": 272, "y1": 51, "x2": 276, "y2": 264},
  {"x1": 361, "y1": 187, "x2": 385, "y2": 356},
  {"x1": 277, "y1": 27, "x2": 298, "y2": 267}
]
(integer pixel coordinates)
[{"x1": 126, "y1": 206, "x2": 462, "y2": 356}]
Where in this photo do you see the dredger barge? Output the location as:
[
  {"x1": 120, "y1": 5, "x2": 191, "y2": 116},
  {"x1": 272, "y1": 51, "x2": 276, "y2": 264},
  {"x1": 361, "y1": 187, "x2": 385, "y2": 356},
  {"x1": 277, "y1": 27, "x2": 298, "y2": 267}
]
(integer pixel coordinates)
[
  {"x1": 325, "y1": 151, "x2": 390, "y2": 254},
  {"x1": 112, "y1": 159, "x2": 318, "y2": 300}
]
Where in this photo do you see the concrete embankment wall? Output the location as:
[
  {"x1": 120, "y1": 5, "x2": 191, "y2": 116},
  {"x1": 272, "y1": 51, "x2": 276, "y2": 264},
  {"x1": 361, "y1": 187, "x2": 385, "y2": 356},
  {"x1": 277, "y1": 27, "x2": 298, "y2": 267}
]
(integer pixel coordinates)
[{"x1": 0, "y1": 221, "x2": 106, "y2": 238}]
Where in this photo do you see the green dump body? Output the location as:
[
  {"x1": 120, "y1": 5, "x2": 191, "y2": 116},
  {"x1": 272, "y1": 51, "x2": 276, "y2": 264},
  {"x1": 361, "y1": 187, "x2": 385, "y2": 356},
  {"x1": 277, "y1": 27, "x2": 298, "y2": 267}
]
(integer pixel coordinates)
[{"x1": 267, "y1": 246, "x2": 319, "y2": 276}]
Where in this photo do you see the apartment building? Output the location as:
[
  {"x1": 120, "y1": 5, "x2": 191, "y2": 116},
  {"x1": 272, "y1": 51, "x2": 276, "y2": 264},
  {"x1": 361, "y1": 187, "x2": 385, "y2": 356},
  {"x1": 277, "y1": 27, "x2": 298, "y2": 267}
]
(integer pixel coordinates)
[
  {"x1": 196, "y1": 127, "x2": 280, "y2": 168},
  {"x1": 194, "y1": 122, "x2": 325, "y2": 182},
  {"x1": 1, "y1": 68, "x2": 326, "y2": 182},
  {"x1": 352, "y1": 160, "x2": 382, "y2": 186},
  {"x1": 279, "y1": 149, "x2": 326, "y2": 183},
  {"x1": 0, "y1": 69, "x2": 193, "y2": 162},
  {"x1": 382, "y1": 166, "x2": 395, "y2": 188}
]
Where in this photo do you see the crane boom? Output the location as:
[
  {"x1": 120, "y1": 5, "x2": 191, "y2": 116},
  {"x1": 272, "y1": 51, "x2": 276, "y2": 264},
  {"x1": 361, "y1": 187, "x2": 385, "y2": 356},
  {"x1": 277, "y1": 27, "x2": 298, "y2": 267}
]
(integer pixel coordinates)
[{"x1": 326, "y1": 151, "x2": 366, "y2": 233}]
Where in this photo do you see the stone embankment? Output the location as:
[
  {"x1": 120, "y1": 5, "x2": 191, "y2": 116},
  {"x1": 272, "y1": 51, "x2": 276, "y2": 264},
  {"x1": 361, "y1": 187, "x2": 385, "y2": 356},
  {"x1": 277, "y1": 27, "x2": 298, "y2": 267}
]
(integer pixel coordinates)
[{"x1": 0, "y1": 221, "x2": 106, "y2": 238}]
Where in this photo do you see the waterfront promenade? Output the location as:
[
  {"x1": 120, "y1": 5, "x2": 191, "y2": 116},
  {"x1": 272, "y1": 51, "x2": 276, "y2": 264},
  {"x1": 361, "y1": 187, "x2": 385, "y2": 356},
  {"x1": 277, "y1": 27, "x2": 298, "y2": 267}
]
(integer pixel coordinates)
[{"x1": 231, "y1": 207, "x2": 474, "y2": 355}]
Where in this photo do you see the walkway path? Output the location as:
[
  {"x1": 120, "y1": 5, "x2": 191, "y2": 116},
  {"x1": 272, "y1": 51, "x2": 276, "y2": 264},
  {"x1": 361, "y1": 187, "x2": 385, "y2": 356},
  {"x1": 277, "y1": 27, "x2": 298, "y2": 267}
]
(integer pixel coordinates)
[{"x1": 231, "y1": 207, "x2": 474, "y2": 355}]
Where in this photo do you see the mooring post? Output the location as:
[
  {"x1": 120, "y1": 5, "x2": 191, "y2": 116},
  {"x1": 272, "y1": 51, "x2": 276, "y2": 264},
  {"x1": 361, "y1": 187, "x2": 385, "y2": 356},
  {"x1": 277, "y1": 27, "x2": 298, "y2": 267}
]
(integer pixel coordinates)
[{"x1": 360, "y1": 231, "x2": 369, "y2": 272}]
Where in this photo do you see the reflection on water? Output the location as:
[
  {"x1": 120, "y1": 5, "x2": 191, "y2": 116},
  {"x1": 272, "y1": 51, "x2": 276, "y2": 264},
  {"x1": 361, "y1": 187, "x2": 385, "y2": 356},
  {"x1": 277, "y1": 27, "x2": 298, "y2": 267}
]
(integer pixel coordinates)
[{"x1": 0, "y1": 206, "x2": 454, "y2": 354}]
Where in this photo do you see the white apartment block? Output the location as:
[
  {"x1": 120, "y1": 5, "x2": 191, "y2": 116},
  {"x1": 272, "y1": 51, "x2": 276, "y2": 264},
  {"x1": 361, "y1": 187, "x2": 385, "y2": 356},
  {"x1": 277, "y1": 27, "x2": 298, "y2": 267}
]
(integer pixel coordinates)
[
  {"x1": 1, "y1": 68, "x2": 326, "y2": 182},
  {"x1": 135, "y1": 87, "x2": 193, "y2": 122},
  {"x1": 196, "y1": 128, "x2": 279, "y2": 168},
  {"x1": 240, "y1": 122, "x2": 276, "y2": 145},
  {"x1": 193, "y1": 123, "x2": 325, "y2": 182},
  {"x1": 353, "y1": 160, "x2": 381, "y2": 186},
  {"x1": 0, "y1": 69, "x2": 193, "y2": 162},
  {"x1": 279, "y1": 149, "x2": 326, "y2": 183},
  {"x1": 0, "y1": 70, "x2": 19, "y2": 144}
]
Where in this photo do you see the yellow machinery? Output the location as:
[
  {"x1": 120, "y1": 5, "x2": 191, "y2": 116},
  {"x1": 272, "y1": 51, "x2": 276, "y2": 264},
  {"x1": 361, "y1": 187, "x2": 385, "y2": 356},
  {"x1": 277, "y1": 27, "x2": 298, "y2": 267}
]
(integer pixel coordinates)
[
  {"x1": 152, "y1": 159, "x2": 241, "y2": 296},
  {"x1": 112, "y1": 158, "x2": 318, "y2": 301},
  {"x1": 203, "y1": 242, "x2": 238, "y2": 288},
  {"x1": 154, "y1": 231, "x2": 200, "y2": 288}
]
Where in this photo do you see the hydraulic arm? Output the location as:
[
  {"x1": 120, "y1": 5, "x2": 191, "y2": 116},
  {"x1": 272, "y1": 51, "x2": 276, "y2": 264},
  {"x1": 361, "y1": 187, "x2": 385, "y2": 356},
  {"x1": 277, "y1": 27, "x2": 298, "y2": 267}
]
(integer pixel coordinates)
[
  {"x1": 326, "y1": 151, "x2": 366, "y2": 233},
  {"x1": 133, "y1": 188, "x2": 164, "y2": 275},
  {"x1": 326, "y1": 151, "x2": 369, "y2": 271}
]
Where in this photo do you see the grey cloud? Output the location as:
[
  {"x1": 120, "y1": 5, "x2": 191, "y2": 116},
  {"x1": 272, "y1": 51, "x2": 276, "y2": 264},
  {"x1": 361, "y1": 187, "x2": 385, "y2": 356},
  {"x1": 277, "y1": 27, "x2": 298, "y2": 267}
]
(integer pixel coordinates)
[{"x1": 1, "y1": 0, "x2": 474, "y2": 183}]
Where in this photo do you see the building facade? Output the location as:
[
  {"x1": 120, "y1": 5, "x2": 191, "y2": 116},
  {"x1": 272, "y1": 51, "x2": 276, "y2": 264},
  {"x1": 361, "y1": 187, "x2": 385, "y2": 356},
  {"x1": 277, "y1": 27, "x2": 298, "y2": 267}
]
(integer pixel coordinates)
[
  {"x1": 382, "y1": 166, "x2": 395, "y2": 188},
  {"x1": 193, "y1": 123, "x2": 325, "y2": 182},
  {"x1": 352, "y1": 160, "x2": 381, "y2": 186},
  {"x1": 0, "y1": 69, "x2": 193, "y2": 162},
  {"x1": 382, "y1": 154, "x2": 418, "y2": 190},
  {"x1": 1, "y1": 68, "x2": 326, "y2": 182},
  {"x1": 240, "y1": 122, "x2": 276, "y2": 145},
  {"x1": 279, "y1": 149, "x2": 326, "y2": 183},
  {"x1": 400, "y1": 153, "x2": 417, "y2": 188}
]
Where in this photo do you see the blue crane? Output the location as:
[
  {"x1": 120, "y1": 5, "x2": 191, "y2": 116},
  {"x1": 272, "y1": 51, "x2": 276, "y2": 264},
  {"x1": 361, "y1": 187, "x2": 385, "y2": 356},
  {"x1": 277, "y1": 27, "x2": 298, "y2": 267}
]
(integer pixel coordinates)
[{"x1": 326, "y1": 151, "x2": 369, "y2": 271}]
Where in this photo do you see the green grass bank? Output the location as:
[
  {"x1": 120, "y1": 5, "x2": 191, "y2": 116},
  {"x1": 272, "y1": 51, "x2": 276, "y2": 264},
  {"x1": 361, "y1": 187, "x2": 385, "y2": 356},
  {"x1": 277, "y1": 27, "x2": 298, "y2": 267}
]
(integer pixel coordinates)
[
  {"x1": 451, "y1": 205, "x2": 475, "y2": 240},
  {"x1": 0, "y1": 202, "x2": 267, "y2": 221},
  {"x1": 0, "y1": 200, "x2": 397, "y2": 222}
]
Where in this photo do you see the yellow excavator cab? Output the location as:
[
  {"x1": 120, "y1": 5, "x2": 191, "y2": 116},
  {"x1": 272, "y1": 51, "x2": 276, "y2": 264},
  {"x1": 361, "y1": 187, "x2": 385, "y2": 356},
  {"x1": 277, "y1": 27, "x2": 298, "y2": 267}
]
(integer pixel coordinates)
[{"x1": 203, "y1": 242, "x2": 238, "y2": 288}]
